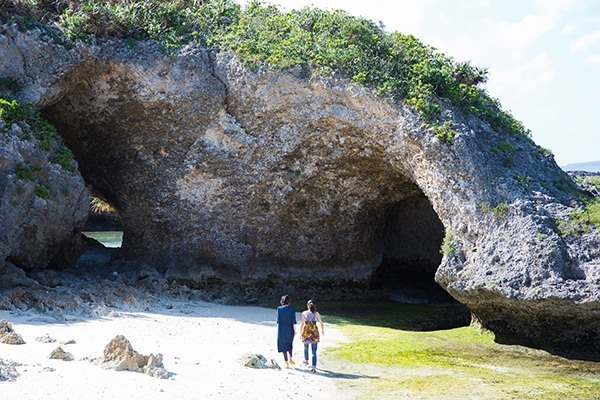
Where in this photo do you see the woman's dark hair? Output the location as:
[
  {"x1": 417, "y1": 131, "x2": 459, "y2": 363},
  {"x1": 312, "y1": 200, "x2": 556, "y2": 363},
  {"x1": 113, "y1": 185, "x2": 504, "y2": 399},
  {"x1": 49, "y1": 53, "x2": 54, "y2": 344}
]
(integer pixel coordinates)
[
  {"x1": 280, "y1": 295, "x2": 290, "y2": 305},
  {"x1": 307, "y1": 299, "x2": 316, "y2": 312}
]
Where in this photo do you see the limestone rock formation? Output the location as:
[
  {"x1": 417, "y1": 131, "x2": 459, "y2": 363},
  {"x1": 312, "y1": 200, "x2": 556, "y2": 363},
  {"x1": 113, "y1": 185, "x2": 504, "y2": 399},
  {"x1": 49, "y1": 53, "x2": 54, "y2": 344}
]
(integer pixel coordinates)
[
  {"x1": 0, "y1": 358, "x2": 20, "y2": 381},
  {"x1": 0, "y1": 117, "x2": 88, "y2": 274},
  {"x1": 36, "y1": 333, "x2": 57, "y2": 343},
  {"x1": 240, "y1": 353, "x2": 280, "y2": 370},
  {"x1": 0, "y1": 261, "x2": 38, "y2": 290},
  {"x1": 0, "y1": 21, "x2": 599, "y2": 349},
  {"x1": 103, "y1": 334, "x2": 146, "y2": 372},
  {"x1": 0, "y1": 319, "x2": 25, "y2": 344},
  {"x1": 103, "y1": 335, "x2": 168, "y2": 378},
  {"x1": 0, "y1": 24, "x2": 89, "y2": 275},
  {"x1": 49, "y1": 346, "x2": 74, "y2": 361}
]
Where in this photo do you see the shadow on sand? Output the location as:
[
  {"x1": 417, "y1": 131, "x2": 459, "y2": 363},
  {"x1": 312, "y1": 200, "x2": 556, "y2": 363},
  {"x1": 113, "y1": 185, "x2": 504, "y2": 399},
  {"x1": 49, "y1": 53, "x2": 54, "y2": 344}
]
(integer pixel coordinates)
[{"x1": 294, "y1": 366, "x2": 378, "y2": 380}]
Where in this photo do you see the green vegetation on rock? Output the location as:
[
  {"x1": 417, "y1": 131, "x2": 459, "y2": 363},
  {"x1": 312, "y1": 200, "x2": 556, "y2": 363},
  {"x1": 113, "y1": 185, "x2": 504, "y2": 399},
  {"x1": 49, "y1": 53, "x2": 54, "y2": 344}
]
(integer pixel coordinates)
[
  {"x1": 555, "y1": 175, "x2": 600, "y2": 236},
  {"x1": 490, "y1": 202, "x2": 509, "y2": 219},
  {"x1": 90, "y1": 195, "x2": 116, "y2": 213},
  {"x1": 440, "y1": 229, "x2": 457, "y2": 255},
  {"x1": 587, "y1": 200, "x2": 600, "y2": 229},
  {"x1": 1, "y1": 95, "x2": 76, "y2": 199},
  {"x1": 479, "y1": 200, "x2": 509, "y2": 219},
  {"x1": 214, "y1": 1, "x2": 529, "y2": 138},
  {"x1": 1, "y1": 0, "x2": 531, "y2": 143},
  {"x1": 558, "y1": 199, "x2": 600, "y2": 237},
  {"x1": 1, "y1": 95, "x2": 56, "y2": 134}
]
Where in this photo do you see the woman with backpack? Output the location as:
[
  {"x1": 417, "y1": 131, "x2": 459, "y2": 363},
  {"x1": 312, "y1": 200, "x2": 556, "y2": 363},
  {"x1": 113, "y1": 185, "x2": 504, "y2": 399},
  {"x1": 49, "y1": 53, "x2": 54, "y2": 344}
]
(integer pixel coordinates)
[{"x1": 299, "y1": 299, "x2": 324, "y2": 373}]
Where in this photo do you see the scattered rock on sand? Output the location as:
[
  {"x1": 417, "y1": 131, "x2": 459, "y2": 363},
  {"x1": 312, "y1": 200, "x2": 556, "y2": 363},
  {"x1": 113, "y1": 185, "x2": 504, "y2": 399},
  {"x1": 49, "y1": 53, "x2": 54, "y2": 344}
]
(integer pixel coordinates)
[
  {"x1": 143, "y1": 354, "x2": 169, "y2": 379},
  {"x1": 1, "y1": 332, "x2": 26, "y2": 345},
  {"x1": 36, "y1": 334, "x2": 57, "y2": 343},
  {"x1": 0, "y1": 319, "x2": 14, "y2": 335},
  {"x1": 102, "y1": 335, "x2": 169, "y2": 379},
  {"x1": 0, "y1": 358, "x2": 21, "y2": 381},
  {"x1": 240, "y1": 353, "x2": 280, "y2": 370},
  {"x1": 49, "y1": 346, "x2": 74, "y2": 361},
  {"x1": 0, "y1": 320, "x2": 25, "y2": 345}
]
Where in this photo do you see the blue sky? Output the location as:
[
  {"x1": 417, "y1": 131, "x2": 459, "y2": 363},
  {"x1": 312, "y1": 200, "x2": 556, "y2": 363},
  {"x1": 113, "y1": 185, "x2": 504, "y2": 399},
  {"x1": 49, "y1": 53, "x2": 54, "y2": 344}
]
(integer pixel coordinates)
[{"x1": 236, "y1": 0, "x2": 599, "y2": 166}]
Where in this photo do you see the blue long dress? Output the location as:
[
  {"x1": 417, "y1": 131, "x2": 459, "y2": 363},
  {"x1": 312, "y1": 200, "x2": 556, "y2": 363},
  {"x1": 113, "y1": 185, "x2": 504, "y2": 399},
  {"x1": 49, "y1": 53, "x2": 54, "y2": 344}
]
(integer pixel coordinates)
[{"x1": 276, "y1": 305, "x2": 296, "y2": 353}]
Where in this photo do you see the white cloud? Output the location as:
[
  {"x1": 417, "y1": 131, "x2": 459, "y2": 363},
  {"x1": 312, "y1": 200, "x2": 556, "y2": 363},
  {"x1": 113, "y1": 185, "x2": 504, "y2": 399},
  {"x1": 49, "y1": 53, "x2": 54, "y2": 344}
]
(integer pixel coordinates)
[
  {"x1": 488, "y1": 0, "x2": 576, "y2": 56},
  {"x1": 490, "y1": 13, "x2": 559, "y2": 55},
  {"x1": 491, "y1": 52, "x2": 556, "y2": 97},
  {"x1": 560, "y1": 23, "x2": 579, "y2": 35},
  {"x1": 516, "y1": 53, "x2": 556, "y2": 95},
  {"x1": 570, "y1": 30, "x2": 600, "y2": 52},
  {"x1": 532, "y1": 0, "x2": 574, "y2": 15},
  {"x1": 587, "y1": 54, "x2": 600, "y2": 64}
]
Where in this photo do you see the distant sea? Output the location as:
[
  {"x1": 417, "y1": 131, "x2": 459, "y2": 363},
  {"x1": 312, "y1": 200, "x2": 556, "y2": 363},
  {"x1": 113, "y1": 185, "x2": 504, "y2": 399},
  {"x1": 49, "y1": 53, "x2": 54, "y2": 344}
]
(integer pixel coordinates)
[{"x1": 561, "y1": 160, "x2": 600, "y2": 172}]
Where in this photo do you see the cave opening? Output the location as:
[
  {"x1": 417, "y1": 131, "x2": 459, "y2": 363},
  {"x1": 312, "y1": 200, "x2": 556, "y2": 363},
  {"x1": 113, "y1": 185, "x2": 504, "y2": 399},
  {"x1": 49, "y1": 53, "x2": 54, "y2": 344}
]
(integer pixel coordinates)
[
  {"x1": 371, "y1": 194, "x2": 456, "y2": 304},
  {"x1": 81, "y1": 191, "x2": 123, "y2": 249}
]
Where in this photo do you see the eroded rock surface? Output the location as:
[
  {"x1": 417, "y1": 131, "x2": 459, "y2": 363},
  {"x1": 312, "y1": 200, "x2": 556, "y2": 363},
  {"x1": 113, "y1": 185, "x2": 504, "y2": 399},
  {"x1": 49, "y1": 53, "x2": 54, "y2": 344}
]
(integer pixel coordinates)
[
  {"x1": 240, "y1": 353, "x2": 280, "y2": 370},
  {"x1": 0, "y1": 358, "x2": 20, "y2": 381},
  {"x1": 0, "y1": 23, "x2": 599, "y2": 348},
  {"x1": 103, "y1": 335, "x2": 168, "y2": 378},
  {"x1": 0, "y1": 24, "x2": 88, "y2": 275},
  {"x1": 0, "y1": 319, "x2": 25, "y2": 345},
  {"x1": 49, "y1": 346, "x2": 74, "y2": 361}
]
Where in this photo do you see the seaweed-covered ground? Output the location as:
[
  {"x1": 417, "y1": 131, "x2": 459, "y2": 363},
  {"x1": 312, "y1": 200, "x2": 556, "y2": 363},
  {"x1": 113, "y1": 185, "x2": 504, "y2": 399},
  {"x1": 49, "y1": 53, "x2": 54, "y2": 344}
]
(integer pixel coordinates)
[{"x1": 324, "y1": 301, "x2": 600, "y2": 399}]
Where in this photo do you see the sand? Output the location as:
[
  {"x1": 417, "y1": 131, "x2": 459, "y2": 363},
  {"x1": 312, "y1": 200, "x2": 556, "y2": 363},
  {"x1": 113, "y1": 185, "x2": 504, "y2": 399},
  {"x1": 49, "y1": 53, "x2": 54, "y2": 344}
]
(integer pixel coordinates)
[{"x1": 0, "y1": 300, "x2": 348, "y2": 399}]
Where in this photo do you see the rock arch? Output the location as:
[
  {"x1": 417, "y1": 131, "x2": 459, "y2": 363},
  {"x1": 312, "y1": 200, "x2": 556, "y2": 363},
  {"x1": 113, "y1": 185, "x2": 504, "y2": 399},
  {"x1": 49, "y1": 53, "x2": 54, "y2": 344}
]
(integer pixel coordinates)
[{"x1": 1, "y1": 27, "x2": 598, "y2": 348}]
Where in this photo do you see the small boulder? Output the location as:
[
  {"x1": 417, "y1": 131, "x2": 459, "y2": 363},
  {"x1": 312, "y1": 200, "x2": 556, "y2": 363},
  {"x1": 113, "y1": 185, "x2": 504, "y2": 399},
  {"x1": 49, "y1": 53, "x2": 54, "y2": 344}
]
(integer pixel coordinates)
[
  {"x1": 0, "y1": 332, "x2": 25, "y2": 345},
  {"x1": 0, "y1": 319, "x2": 14, "y2": 335},
  {"x1": 49, "y1": 346, "x2": 74, "y2": 361},
  {"x1": 0, "y1": 320, "x2": 25, "y2": 345},
  {"x1": 102, "y1": 335, "x2": 169, "y2": 379},
  {"x1": 103, "y1": 335, "x2": 147, "y2": 372},
  {"x1": 240, "y1": 353, "x2": 280, "y2": 370},
  {"x1": 0, "y1": 358, "x2": 21, "y2": 381},
  {"x1": 36, "y1": 334, "x2": 57, "y2": 343},
  {"x1": 143, "y1": 354, "x2": 169, "y2": 379}
]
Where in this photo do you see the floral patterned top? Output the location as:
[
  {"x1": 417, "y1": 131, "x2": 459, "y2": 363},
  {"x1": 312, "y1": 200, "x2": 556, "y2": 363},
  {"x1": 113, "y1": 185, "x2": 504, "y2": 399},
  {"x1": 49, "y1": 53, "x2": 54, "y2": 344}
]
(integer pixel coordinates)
[{"x1": 301, "y1": 311, "x2": 320, "y2": 344}]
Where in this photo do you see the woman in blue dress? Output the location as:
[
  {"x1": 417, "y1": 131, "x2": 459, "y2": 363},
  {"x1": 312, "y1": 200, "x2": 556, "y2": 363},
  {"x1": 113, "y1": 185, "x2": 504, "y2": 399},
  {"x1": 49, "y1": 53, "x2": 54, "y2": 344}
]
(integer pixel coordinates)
[{"x1": 276, "y1": 294, "x2": 297, "y2": 368}]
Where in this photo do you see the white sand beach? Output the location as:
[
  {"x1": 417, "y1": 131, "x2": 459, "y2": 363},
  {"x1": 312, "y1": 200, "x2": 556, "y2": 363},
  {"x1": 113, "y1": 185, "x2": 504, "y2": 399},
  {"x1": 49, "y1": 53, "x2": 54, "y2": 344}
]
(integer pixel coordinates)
[{"x1": 0, "y1": 300, "x2": 350, "y2": 399}]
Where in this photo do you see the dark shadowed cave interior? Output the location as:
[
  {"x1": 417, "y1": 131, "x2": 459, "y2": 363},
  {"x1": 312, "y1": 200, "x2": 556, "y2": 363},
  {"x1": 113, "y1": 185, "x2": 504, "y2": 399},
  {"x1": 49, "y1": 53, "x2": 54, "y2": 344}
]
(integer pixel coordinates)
[
  {"x1": 371, "y1": 195, "x2": 455, "y2": 303},
  {"x1": 77, "y1": 188, "x2": 453, "y2": 303}
]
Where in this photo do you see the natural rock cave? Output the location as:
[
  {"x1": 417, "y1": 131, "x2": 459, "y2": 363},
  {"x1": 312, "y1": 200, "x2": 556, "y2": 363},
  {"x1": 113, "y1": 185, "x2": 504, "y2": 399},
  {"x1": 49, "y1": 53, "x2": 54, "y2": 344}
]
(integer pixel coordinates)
[
  {"x1": 1, "y1": 25, "x2": 599, "y2": 349},
  {"x1": 41, "y1": 84, "x2": 450, "y2": 302},
  {"x1": 34, "y1": 57, "x2": 452, "y2": 303}
]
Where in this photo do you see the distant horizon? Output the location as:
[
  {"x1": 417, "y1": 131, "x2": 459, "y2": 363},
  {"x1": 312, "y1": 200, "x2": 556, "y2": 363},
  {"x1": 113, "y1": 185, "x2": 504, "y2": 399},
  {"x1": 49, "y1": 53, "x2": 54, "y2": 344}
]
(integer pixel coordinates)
[{"x1": 561, "y1": 159, "x2": 600, "y2": 172}]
